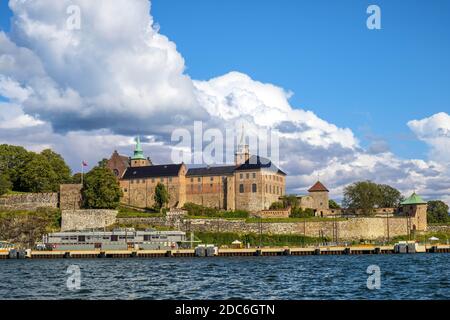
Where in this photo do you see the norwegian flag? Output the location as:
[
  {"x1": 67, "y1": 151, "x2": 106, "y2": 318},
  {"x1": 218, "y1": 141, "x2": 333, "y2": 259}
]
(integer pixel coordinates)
[{"x1": 82, "y1": 161, "x2": 88, "y2": 167}]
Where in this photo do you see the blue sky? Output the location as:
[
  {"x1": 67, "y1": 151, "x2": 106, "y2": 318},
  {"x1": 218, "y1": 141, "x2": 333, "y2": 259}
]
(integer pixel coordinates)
[
  {"x1": 0, "y1": 0, "x2": 449, "y2": 202},
  {"x1": 153, "y1": 0, "x2": 450, "y2": 159},
  {"x1": 1, "y1": 0, "x2": 449, "y2": 160}
]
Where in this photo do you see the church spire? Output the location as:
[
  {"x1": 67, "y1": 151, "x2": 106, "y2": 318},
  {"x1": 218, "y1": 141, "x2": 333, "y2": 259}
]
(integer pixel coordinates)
[
  {"x1": 235, "y1": 124, "x2": 250, "y2": 165},
  {"x1": 132, "y1": 136, "x2": 145, "y2": 160}
]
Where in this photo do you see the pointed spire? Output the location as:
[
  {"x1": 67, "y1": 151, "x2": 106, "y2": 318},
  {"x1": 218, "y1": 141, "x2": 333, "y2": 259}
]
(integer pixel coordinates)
[{"x1": 132, "y1": 136, "x2": 145, "y2": 160}]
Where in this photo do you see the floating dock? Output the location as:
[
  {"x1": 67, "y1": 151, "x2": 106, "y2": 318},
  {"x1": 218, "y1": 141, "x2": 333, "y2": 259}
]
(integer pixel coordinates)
[{"x1": 1, "y1": 244, "x2": 449, "y2": 259}]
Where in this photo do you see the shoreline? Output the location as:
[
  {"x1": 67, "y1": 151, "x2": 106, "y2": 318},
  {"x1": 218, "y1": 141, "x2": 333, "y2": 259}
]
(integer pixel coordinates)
[{"x1": 2, "y1": 244, "x2": 450, "y2": 260}]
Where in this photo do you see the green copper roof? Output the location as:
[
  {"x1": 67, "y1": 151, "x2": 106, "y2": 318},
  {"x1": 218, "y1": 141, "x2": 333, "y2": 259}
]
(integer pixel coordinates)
[
  {"x1": 401, "y1": 193, "x2": 427, "y2": 205},
  {"x1": 132, "y1": 136, "x2": 146, "y2": 160}
]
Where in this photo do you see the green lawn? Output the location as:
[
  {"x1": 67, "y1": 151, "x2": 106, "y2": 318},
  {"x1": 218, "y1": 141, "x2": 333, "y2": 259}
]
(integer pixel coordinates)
[{"x1": 117, "y1": 206, "x2": 163, "y2": 218}]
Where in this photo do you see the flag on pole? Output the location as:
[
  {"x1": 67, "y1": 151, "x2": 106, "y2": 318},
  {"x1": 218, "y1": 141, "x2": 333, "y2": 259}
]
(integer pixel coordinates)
[{"x1": 82, "y1": 161, "x2": 88, "y2": 167}]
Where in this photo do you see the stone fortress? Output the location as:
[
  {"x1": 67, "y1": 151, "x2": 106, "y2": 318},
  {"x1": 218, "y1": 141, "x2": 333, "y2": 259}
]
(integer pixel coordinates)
[
  {"x1": 109, "y1": 135, "x2": 287, "y2": 212},
  {"x1": 107, "y1": 136, "x2": 428, "y2": 234}
]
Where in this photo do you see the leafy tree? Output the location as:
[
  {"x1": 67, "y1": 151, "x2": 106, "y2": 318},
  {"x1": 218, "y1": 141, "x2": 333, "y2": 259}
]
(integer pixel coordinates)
[
  {"x1": 427, "y1": 200, "x2": 449, "y2": 224},
  {"x1": 97, "y1": 158, "x2": 108, "y2": 168},
  {"x1": 19, "y1": 154, "x2": 60, "y2": 192},
  {"x1": 0, "y1": 144, "x2": 32, "y2": 190},
  {"x1": 82, "y1": 166, "x2": 122, "y2": 209},
  {"x1": 0, "y1": 174, "x2": 12, "y2": 195},
  {"x1": 72, "y1": 173, "x2": 82, "y2": 184},
  {"x1": 377, "y1": 184, "x2": 404, "y2": 208},
  {"x1": 154, "y1": 182, "x2": 170, "y2": 212},
  {"x1": 342, "y1": 181, "x2": 381, "y2": 215},
  {"x1": 269, "y1": 201, "x2": 284, "y2": 209},
  {"x1": 280, "y1": 195, "x2": 299, "y2": 208},
  {"x1": 41, "y1": 149, "x2": 72, "y2": 184},
  {"x1": 329, "y1": 199, "x2": 341, "y2": 209}
]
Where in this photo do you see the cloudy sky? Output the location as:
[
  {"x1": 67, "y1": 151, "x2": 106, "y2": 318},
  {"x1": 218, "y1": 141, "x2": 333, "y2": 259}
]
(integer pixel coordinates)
[{"x1": 0, "y1": 0, "x2": 449, "y2": 203}]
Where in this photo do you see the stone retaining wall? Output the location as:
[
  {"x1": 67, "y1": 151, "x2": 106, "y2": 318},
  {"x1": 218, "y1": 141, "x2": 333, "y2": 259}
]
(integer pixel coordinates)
[
  {"x1": 61, "y1": 209, "x2": 118, "y2": 231},
  {"x1": 0, "y1": 193, "x2": 58, "y2": 211},
  {"x1": 117, "y1": 216, "x2": 414, "y2": 240}
]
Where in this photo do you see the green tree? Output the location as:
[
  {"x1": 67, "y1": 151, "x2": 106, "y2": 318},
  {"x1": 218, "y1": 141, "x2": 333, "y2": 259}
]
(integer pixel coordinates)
[
  {"x1": 72, "y1": 173, "x2": 82, "y2": 184},
  {"x1": 19, "y1": 154, "x2": 60, "y2": 192},
  {"x1": 154, "y1": 182, "x2": 169, "y2": 212},
  {"x1": 0, "y1": 174, "x2": 12, "y2": 195},
  {"x1": 329, "y1": 199, "x2": 341, "y2": 209},
  {"x1": 0, "y1": 144, "x2": 32, "y2": 190},
  {"x1": 280, "y1": 195, "x2": 299, "y2": 208},
  {"x1": 427, "y1": 200, "x2": 449, "y2": 224},
  {"x1": 97, "y1": 158, "x2": 108, "y2": 168},
  {"x1": 377, "y1": 184, "x2": 404, "y2": 208},
  {"x1": 41, "y1": 149, "x2": 72, "y2": 184},
  {"x1": 269, "y1": 201, "x2": 284, "y2": 209},
  {"x1": 342, "y1": 180, "x2": 381, "y2": 215},
  {"x1": 82, "y1": 166, "x2": 122, "y2": 209}
]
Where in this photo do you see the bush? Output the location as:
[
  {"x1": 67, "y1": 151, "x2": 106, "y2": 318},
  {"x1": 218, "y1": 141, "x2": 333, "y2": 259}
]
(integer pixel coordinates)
[
  {"x1": 182, "y1": 202, "x2": 249, "y2": 218},
  {"x1": 82, "y1": 166, "x2": 122, "y2": 209},
  {"x1": 269, "y1": 201, "x2": 284, "y2": 209},
  {"x1": 290, "y1": 207, "x2": 315, "y2": 218},
  {"x1": 0, "y1": 174, "x2": 12, "y2": 196}
]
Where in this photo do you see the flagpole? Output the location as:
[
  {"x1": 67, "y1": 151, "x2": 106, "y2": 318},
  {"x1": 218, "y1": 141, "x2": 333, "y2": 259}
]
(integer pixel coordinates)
[{"x1": 81, "y1": 161, "x2": 84, "y2": 185}]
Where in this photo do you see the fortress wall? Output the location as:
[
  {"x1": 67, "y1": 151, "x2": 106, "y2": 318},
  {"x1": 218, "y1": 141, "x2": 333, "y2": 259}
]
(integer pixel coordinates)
[
  {"x1": 0, "y1": 193, "x2": 58, "y2": 211},
  {"x1": 117, "y1": 216, "x2": 414, "y2": 240},
  {"x1": 61, "y1": 209, "x2": 118, "y2": 231}
]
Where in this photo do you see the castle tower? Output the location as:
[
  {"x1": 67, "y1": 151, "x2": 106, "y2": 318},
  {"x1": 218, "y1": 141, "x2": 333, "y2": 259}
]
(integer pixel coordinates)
[
  {"x1": 130, "y1": 136, "x2": 151, "y2": 167},
  {"x1": 401, "y1": 192, "x2": 428, "y2": 231},
  {"x1": 308, "y1": 181, "x2": 329, "y2": 211},
  {"x1": 235, "y1": 125, "x2": 250, "y2": 166}
]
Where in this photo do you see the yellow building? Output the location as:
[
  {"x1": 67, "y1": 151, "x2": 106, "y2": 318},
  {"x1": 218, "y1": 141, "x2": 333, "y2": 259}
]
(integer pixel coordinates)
[{"x1": 112, "y1": 137, "x2": 286, "y2": 212}]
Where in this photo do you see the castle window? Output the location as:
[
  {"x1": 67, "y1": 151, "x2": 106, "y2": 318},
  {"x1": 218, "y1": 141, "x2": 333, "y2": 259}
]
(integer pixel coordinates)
[
  {"x1": 124, "y1": 188, "x2": 127, "y2": 193},
  {"x1": 246, "y1": 173, "x2": 249, "y2": 179},
  {"x1": 252, "y1": 173, "x2": 256, "y2": 179},
  {"x1": 113, "y1": 169, "x2": 119, "y2": 176},
  {"x1": 252, "y1": 184, "x2": 257, "y2": 193},
  {"x1": 240, "y1": 173, "x2": 243, "y2": 179},
  {"x1": 269, "y1": 185, "x2": 272, "y2": 193},
  {"x1": 198, "y1": 177, "x2": 201, "y2": 182},
  {"x1": 210, "y1": 177, "x2": 214, "y2": 182},
  {"x1": 131, "y1": 180, "x2": 134, "y2": 184},
  {"x1": 239, "y1": 184, "x2": 244, "y2": 193},
  {"x1": 265, "y1": 185, "x2": 268, "y2": 193},
  {"x1": 190, "y1": 178, "x2": 194, "y2": 182}
]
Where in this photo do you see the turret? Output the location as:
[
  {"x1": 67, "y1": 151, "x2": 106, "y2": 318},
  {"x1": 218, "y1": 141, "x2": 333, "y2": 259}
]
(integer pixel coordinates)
[
  {"x1": 130, "y1": 136, "x2": 151, "y2": 167},
  {"x1": 401, "y1": 192, "x2": 428, "y2": 231}
]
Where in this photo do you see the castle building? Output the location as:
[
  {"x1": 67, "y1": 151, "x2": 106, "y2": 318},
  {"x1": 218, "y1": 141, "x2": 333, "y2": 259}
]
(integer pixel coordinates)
[
  {"x1": 111, "y1": 136, "x2": 286, "y2": 212},
  {"x1": 400, "y1": 192, "x2": 428, "y2": 231}
]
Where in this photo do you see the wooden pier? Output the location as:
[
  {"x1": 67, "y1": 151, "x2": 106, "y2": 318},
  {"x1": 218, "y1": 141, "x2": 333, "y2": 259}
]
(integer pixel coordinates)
[{"x1": 1, "y1": 244, "x2": 449, "y2": 260}]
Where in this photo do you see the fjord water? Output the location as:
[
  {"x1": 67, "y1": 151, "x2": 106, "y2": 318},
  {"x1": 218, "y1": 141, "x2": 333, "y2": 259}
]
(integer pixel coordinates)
[{"x1": 1, "y1": 254, "x2": 449, "y2": 300}]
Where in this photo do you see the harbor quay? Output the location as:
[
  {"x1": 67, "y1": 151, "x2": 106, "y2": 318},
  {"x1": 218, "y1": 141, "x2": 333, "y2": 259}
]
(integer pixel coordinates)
[{"x1": 2, "y1": 244, "x2": 450, "y2": 260}]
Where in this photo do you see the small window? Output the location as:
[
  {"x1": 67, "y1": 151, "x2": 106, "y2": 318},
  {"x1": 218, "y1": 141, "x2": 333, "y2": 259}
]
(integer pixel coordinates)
[
  {"x1": 252, "y1": 184, "x2": 257, "y2": 193},
  {"x1": 124, "y1": 188, "x2": 128, "y2": 192},
  {"x1": 246, "y1": 173, "x2": 249, "y2": 179},
  {"x1": 240, "y1": 173, "x2": 243, "y2": 179},
  {"x1": 190, "y1": 178, "x2": 194, "y2": 182},
  {"x1": 239, "y1": 184, "x2": 244, "y2": 193},
  {"x1": 265, "y1": 185, "x2": 268, "y2": 193},
  {"x1": 210, "y1": 177, "x2": 214, "y2": 181},
  {"x1": 252, "y1": 173, "x2": 256, "y2": 179},
  {"x1": 131, "y1": 180, "x2": 134, "y2": 184},
  {"x1": 198, "y1": 177, "x2": 201, "y2": 182}
]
